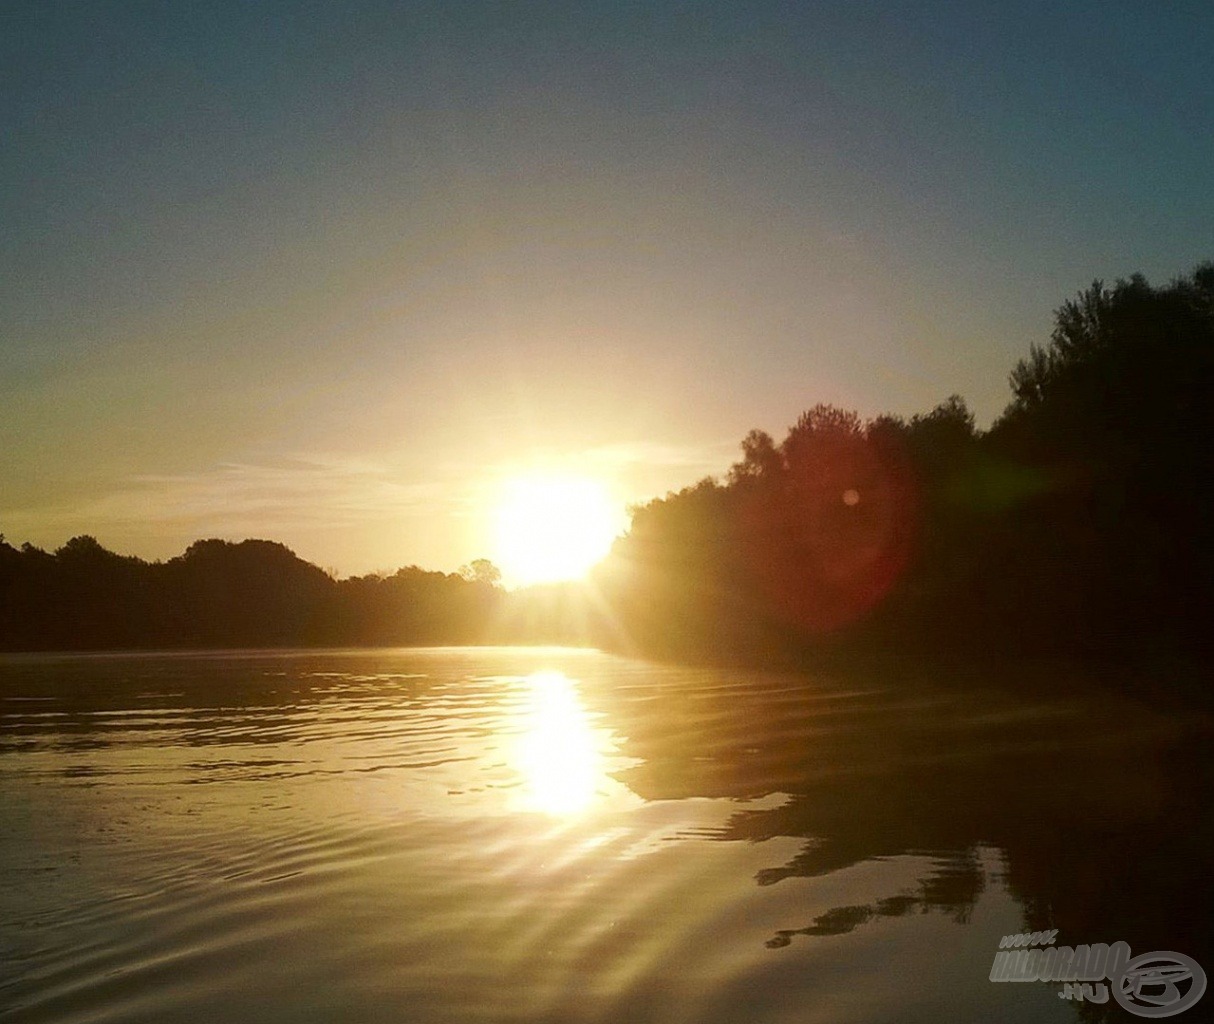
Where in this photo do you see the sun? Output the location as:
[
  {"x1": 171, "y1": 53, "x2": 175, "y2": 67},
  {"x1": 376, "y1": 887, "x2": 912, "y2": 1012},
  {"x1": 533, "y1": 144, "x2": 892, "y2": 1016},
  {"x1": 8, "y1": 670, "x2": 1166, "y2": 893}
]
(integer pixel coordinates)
[{"x1": 491, "y1": 474, "x2": 624, "y2": 586}]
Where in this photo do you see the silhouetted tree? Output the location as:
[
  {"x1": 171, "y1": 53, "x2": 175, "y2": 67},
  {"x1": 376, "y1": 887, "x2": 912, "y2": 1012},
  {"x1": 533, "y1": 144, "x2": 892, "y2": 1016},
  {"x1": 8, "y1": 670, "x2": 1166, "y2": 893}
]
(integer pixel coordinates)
[
  {"x1": 459, "y1": 559, "x2": 502, "y2": 587},
  {"x1": 987, "y1": 265, "x2": 1214, "y2": 656},
  {"x1": 596, "y1": 262, "x2": 1214, "y2": 670},
  {"x1": 727, "y1": 429, "x2": 782, "y2": 485},
  {"x1": 0, "y1": 536, "x2": 508, "y2": 651}
]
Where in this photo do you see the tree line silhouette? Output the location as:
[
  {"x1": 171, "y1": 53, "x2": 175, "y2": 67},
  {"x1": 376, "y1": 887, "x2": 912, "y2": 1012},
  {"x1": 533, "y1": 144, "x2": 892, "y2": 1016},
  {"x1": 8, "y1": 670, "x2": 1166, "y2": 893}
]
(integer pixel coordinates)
[
  {"x1": 593, "y1": 262, "x2": 1214, "y2": 672},
  {"x1": 0, "y1": 537, "x2": 504, "y2": 650},
  {"x1": 3, "y1": 263, "x2": 1212, "y2": 671}
]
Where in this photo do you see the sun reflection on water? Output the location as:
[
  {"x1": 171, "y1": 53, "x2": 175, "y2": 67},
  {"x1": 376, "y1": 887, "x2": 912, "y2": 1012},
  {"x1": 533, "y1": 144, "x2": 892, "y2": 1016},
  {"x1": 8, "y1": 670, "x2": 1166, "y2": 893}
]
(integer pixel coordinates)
[{"x1": 514, "y1": 671, "x2": 605, "y2": 816}]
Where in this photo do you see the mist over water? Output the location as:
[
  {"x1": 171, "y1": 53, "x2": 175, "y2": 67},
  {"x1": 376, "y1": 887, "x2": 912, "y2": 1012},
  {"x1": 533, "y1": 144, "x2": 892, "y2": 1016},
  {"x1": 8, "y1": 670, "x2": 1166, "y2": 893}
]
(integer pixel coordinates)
[{"x1": 1, "y1": 649, "x2": 1207, "y2": 1023}]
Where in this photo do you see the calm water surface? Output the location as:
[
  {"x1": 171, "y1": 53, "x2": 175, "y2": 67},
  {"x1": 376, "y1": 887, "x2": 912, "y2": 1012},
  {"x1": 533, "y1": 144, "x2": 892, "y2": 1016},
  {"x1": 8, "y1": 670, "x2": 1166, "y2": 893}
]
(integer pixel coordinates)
[{"x1": 1, "y1": 648, "x2": 1209, "y2": 1023}]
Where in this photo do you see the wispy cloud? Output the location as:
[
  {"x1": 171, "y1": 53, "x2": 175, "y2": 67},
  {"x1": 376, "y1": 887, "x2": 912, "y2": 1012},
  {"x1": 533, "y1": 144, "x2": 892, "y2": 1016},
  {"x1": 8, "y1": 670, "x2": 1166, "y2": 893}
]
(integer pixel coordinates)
[
  {"x1": 576, "y1": 440, "x2": 739, "y2": 472},
  {"x1": 468, "y1": 440, "x2": 737, "y2": 483},
  {"x1": 3, "y1": 455, "x2": 450, "y2": 539},
  {"x1": 0, "y1": 442, "x2": 739, "y2": 566}
]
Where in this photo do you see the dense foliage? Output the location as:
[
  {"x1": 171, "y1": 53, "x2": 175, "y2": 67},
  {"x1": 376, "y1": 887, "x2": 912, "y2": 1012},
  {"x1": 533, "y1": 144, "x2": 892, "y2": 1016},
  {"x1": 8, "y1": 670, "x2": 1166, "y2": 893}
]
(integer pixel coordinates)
[
  {"x1": 0, "y1": 538, "x2": 502, "y2": 650},
  {"x1": 595, "y1": 263, "x2": 1214, "y2": 664}
]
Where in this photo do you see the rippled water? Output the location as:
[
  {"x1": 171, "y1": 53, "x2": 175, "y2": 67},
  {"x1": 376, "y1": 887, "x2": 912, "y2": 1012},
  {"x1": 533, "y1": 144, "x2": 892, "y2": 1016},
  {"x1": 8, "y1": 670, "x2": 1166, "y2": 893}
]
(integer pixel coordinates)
[{"x1": 1, "y1": 648, "x2": 1209, "y2": 1023}]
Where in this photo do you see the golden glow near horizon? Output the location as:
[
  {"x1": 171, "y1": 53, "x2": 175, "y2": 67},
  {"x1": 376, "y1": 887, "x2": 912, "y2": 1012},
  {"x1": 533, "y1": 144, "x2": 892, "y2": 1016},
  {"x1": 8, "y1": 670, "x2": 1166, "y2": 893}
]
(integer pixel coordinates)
[
  {"x1": 491, "y1": 474, "x2": 624, "y2": 587},
  {"x1": 513, "y1": 671, "x2": 603, "y2": 816}
]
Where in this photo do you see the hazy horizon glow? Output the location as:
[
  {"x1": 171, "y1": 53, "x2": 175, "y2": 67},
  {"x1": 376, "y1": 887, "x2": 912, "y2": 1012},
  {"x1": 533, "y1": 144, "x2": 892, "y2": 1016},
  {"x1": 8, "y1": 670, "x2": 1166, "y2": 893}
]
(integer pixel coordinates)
[{"x1": 4, "y1": 2, "x2": 1212, "y2": 575}]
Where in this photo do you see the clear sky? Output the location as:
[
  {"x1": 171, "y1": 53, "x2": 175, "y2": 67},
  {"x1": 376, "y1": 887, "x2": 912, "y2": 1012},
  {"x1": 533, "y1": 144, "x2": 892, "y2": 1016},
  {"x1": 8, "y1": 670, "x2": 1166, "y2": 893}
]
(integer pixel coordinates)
[{"x1": 3, "y1": 1, "x2": 1212, "y2": 576}]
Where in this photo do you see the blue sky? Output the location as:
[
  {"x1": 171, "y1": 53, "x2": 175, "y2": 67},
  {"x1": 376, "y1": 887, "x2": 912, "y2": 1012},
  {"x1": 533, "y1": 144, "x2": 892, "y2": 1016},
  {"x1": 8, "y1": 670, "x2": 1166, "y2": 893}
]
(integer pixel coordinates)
[{"x1": 3, "y1": 1, "x2": 1212, "y2": 574}]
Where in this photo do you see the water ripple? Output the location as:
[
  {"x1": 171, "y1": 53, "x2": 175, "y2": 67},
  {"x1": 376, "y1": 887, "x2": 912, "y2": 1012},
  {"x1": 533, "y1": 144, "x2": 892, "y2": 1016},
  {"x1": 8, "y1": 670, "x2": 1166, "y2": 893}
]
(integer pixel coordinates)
[{"x1": 2, "y1": 648, "x2": 1203, "y2": 1024}]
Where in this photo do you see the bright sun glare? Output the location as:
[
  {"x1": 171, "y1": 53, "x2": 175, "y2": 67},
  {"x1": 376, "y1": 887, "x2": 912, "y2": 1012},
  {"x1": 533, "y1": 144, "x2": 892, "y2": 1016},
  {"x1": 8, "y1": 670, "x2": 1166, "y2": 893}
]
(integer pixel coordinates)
[
  {"x1": 515, "y1": 671, "x2": 602, "y2": 815},
  {"x1": 492, "y1": 474, "x2": 623, "y2": 587}
]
